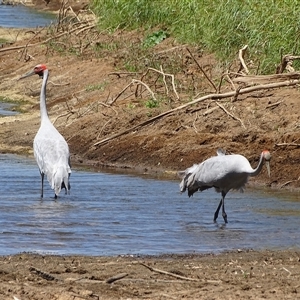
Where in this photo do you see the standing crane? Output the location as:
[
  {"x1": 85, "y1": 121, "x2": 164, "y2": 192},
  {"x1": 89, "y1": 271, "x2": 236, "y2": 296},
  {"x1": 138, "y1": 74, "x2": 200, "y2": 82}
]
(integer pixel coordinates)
[
  {"x1": 20, "y1": 64, "x2": 71, "y2": 199},
  {"x1": 178, "y1": 149, "x2": 271, "y2": 223}
]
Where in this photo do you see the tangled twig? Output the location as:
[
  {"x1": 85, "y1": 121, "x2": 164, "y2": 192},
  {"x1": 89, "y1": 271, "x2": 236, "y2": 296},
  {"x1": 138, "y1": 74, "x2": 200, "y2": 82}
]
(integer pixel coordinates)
[{"x1": 215, "y1": 101, "x2": 246, "y2": 129}]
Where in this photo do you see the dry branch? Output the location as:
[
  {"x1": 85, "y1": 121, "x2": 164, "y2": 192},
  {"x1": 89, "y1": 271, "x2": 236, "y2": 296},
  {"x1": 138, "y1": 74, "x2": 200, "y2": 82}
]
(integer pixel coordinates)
[
  {"x1": 132, "y1": 79, "x2": 156, "y2": 101},
  {"x1": 215, "y1": 101, "x2": 246, "y2": 128},
  {"x1": 148, "y1": 67, "x2": 180, "y2": 100},
  {"x1": 139, "y1": 262, "x2": 198, "y2": 281},
  {"x1": 29, "y1": 267, "x2": 60, "y2": 281},
  {"x1": 280, "y1": 178, "x2": 300, "y2": 189},
  {"x1": 275, "y1": 142, "x2": 300, "y2": 147},
  {"x1": 110, "y1": 82, "x2": 134, "y2": 105},
  {"x1": 108, "y1": 71, "x2": 139, "y2": 78},
  {"x1": 53, "y1": 112, "x2": 74, "y2": 125},
  {"x1": 139, "y1": 262, "x2": 221, "y2": 284},
  {"x1": 93, "y1": 78, "x2": 300, "y2": 147},
  {"x1": 106, "y1": 273, "x2": 128, "y2": 284},
  {"x1": 233, "y1": 72, "x2": 300, "y2": 85},
  {"x1": 265, "y1": 100, "x2": 284, "y2": 109},
  {"x1": 203, "y1": 106, "x2": 219, "y2": 116},
  {"x1": 276, "y1": 55, "x2": 300, "y2": 74},
  {"x1": 186, "y1": 47, "x2": 217, "y2": 92},
  {"x1": 237, "y1": 45, "x2": 249, "y2": 75},
  {"x1": 136, "y1": 67, "x2": 179, "y2": 101},
  {"x1": 219, "y1": 73, "x2": 237, "y2": 92}
]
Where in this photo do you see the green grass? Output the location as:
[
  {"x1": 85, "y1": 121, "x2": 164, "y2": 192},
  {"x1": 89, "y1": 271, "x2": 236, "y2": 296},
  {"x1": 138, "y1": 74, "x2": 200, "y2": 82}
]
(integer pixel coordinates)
[
  {"x1": 145, "y1": 98, "x2": 159, "y2": 108},
  {"x1": 0, "y1": 38, "x2": 8, "y2": 46},
  {"x1": 91, "y1": 0, "x2": 300, "y2": 73},
  {"x1": 85, "y1": 82, "x2": 107, "y2": 92}
]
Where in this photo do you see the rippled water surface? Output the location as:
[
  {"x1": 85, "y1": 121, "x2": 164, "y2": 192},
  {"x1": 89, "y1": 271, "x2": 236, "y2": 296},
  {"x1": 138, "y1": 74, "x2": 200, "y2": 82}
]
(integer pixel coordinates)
[
  {"x1": 0, "y1": 3, "x2": 55, "y2": 28},
  {"x1": 0, "y1": 102, "x2": 18, "y2": 116},
  {"x1": 0, "y1": 154, "x2": 300, "y2": 256}
]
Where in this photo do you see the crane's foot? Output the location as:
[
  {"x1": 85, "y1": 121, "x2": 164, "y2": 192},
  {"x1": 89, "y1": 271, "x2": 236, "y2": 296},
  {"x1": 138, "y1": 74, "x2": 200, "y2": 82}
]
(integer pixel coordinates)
[
  {"x1": 213, "y1": 212, "x2": 219, "y2": 223},
  {"x1": 54, "y1": 194, "x2": 58, "y2": 199},
  {"x1": 222, "y1": 213, "x2": 228, "y2": 224}
]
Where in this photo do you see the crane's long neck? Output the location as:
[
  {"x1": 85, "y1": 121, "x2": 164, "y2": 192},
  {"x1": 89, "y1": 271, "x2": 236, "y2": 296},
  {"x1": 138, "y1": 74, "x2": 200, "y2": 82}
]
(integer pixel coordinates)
[
  {"x1": 40, "y1": 69, "x2": 49, "y2": 122},
  {"x1": 249, "y1": 153, "x2": 264, "y2": 177}
]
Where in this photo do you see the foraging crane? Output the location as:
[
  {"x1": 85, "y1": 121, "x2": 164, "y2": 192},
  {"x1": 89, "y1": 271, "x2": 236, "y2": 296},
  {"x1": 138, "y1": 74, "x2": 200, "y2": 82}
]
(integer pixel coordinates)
[
  {"x1": 20, "y1": 64, "x2": 71, "y2": 199},
  {"x1": 178, "y1": 149, "x2": 271, "y2": 223}
]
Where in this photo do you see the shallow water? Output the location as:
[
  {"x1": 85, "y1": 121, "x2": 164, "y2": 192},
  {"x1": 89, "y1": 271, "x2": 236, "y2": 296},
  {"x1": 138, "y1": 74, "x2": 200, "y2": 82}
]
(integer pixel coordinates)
[
  {"x1": 0, "y1": 154, "x2": 300, "y2": 256},
  {"x1": 0, "y1": 2, "x2": 55, "y2": 28},
  {"x1": 0, "y1": 102, "x2": 18, "y2": 116}
]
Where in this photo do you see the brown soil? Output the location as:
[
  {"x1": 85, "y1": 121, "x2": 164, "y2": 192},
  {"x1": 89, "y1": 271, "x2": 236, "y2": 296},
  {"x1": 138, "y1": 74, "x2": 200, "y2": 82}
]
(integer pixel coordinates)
[
  {"x1": 1, "y1": 250, "x2": 300, "y2": 300},
  {"x1": 0, "y1": 1, "x2": 300, "y2": 299}
]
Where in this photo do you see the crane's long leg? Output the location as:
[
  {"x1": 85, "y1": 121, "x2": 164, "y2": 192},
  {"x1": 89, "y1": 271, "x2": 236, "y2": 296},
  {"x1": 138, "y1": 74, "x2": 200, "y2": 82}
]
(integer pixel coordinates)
[
  {"x1": 214, "y1": 199, "x2": 222, "y2": 222},
  {"x1": 40, "y1": 172, "x2": 44, "y2": 198},
  {"x1": 214, "y1": 191, "x2": 228, "y2": 223}
]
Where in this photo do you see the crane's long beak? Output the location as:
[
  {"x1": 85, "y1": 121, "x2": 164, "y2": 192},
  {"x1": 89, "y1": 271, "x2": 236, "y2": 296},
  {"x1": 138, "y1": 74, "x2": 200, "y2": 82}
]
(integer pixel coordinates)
[
  {"x1": 265, "y1": 161, "x2": 270, "y2": 177},
  {"x1": 19, "y1": 69, "x2": 35, "y2": 80}
]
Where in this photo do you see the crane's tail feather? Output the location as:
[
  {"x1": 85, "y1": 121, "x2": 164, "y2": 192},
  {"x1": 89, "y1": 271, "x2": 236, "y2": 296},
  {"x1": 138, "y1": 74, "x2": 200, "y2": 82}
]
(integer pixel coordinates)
[
  {"x1": 61, "y1": 180, "x2": 71, "y2": 195},
  {"x1": 178, "y1": 164, "x2": 202, "y2": 197},
  {"x1": 49, "y1": 165, "x2": 71, "y2": 197}
]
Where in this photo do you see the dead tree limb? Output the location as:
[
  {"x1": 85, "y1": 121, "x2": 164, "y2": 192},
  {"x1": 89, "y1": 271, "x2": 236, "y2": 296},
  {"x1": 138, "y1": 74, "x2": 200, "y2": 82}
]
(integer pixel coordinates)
[
  {"x1": 132, "y1": 79, "x2": 156, "y2": 101},
  {"x1": 265, "y1": 100, "x2": 284, "y2": 109},
  {"x1": 138, "y1": 262, "x2": 221, "y2": 284},
  {"x1": 160, "y1": 65, "x2": 168, "y2": 95},
  {"x1": 215, "y1": 101, "x2": 246, "y2": 128},
  {"x1": 237, "y1": 45, "x2": 249, "y2": 75},
  {"x1": 280, "y1": 177, "x2": 300, "y2": 189},
  {"x1": 108, "y1": 71, "x2": 139, "y2": 78},
  {"x1": 147, "y1": 66, "x2": 180, "y2": 100},
  {"x1": 106, "y1": 273, "x2": 128, "y2": 284},
  {"x1": 110, "y1": 81, "x2": 134, "y2": 105},
  {"x1": 203, "y1": 106, "x2": 218, "y2": 116},
  {"x1": 276, "y1": 55, "x2": 300, "y2": 74},
  {"x1": 186, "y1": 47, "x2": 217, "y2": 92},
  {"x1": 275, "y1": 142, "x2": 300, "y2": 147},
  {"x1": 29, "y1": 267, "x2": 60, "y2": 281},
  {"x1": 233, "y1": 72, "x2": 300, "y2": 85},
  {"x1": 135, "y1": 67, "x2": 179, "y2": 101},
  {"x1": 93, "y1": 78, "x2": 300, "y2": 147},
  {"x1": 139, "y1": 262, "x2": 198, "y2": 281},
  {"x1": 232, "y1": 86, "x2": 243, "y2": 102}
]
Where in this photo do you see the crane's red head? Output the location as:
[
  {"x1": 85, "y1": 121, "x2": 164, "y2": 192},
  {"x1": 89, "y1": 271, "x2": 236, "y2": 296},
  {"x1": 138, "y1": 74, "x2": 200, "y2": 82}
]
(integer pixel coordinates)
[
  {"x1": 19, "y1": 64, "x2": 48, "y2": 79},
  {"x1": 262, "y1": 150, "x2": 271, "y2": 161},
  {"x1": 262, "y1": 150, "x2": 271, "y2": 177}
]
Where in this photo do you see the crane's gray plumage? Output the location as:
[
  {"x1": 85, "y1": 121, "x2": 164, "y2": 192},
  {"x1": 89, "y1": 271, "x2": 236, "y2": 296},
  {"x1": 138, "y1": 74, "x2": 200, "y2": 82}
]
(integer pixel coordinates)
[
  {"x1": 20, "y1": 64, "x2": 71, "y2": 198},
  {"x1": 178, "y1": 149, "x2": 271, "y2": 223}
]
